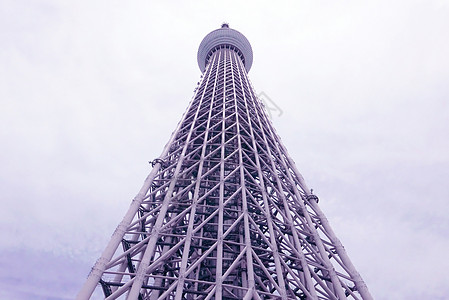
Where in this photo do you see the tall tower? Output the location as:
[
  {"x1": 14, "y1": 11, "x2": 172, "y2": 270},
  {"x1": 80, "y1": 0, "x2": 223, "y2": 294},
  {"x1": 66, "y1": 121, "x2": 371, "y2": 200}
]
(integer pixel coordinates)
[{"x1": 78, "y1": 24, "x2": 372, "y2": 300}]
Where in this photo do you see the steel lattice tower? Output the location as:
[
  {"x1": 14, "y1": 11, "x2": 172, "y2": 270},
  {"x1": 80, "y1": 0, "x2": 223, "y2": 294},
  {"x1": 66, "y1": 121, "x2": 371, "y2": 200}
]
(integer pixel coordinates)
[{"x1": 78, "y1": 24, "x2": 372, "y2": 300}]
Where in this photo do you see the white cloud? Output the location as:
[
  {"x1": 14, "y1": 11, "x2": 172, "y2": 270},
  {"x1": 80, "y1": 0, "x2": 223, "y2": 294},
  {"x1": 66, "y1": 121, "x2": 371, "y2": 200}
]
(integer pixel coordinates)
[{"x1": 1, "y1": 0, "x2": 448, "y2": 298}]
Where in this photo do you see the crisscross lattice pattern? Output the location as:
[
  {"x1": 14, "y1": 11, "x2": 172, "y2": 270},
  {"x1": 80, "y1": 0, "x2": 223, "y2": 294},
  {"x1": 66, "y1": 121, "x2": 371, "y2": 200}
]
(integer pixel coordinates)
[{"x1": 77, "y1": 46, "x2": 372, "y2": 300}]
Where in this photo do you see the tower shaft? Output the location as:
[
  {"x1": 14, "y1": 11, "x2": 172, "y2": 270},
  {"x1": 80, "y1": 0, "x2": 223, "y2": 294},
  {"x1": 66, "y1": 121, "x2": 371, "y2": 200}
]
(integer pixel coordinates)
[{"x1": 78, "y1": 26, "x2": 372, "y2": 300}]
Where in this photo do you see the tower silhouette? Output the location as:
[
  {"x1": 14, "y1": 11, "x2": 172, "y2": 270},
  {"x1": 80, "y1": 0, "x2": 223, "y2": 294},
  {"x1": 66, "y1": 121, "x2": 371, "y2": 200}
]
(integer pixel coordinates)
[{"x1": 78, "y1": 24, "x2": 372, "y2": 300}]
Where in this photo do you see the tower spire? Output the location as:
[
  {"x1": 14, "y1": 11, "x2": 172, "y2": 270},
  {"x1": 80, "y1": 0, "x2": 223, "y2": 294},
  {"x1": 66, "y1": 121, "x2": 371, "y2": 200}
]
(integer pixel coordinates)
[{"x1": 77, "y1": 25, "x2": 372, "y2": 300}]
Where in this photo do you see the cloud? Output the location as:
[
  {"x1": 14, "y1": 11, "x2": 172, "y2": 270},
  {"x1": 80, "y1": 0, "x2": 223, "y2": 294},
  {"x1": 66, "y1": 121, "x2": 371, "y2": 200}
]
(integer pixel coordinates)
[{"x1": 1, "y1": 0, "x2": 448, "y2": 298}]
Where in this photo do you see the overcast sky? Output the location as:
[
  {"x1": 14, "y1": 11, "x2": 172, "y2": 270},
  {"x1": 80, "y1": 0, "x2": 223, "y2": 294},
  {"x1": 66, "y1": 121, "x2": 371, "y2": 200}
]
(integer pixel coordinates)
[{"x1": 1, "y1": 1, "x2": 449, "y2": 299}]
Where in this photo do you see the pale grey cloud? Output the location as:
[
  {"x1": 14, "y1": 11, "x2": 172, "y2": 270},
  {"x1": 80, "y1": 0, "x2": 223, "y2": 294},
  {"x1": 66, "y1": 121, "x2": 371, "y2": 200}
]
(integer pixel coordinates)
[{"x1": 1, "y1": 0, "x2": 448, "y2": 299}]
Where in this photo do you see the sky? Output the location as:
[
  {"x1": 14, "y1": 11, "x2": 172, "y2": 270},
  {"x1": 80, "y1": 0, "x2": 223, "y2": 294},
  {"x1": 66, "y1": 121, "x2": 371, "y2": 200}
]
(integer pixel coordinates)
[{"x1": 1, "y1": 0, "x2": 449, "y2": 299}]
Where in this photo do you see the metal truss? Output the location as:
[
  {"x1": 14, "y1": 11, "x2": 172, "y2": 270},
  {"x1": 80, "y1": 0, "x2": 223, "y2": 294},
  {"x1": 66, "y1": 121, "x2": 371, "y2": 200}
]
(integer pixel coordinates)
[{"x1": 77, "y1": 47, "x2": 372, "y2": 299}]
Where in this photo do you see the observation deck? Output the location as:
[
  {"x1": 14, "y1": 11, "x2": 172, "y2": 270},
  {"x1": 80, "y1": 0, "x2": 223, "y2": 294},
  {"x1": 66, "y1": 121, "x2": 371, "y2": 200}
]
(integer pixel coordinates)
[{"x1": 197, "y1": 23, "x2": 253, "y2": 73}]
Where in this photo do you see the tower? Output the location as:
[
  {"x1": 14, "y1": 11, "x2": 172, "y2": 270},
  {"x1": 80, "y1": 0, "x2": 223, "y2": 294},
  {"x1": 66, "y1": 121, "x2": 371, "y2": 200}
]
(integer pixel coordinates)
[{"x1": 78, "y1": 24, "x2": 372, "y2": 300}]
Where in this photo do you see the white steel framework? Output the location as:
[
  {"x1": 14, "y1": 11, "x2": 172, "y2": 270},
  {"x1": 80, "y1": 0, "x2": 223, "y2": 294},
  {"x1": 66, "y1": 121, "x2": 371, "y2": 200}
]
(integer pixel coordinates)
[{"x1": 77, "y1": 24, "x2": 372, "y2": 300}]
